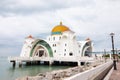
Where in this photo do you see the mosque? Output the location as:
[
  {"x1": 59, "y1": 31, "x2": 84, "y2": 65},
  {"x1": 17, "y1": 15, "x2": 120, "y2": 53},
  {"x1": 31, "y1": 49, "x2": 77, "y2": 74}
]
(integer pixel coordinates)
[
  {"x1": 8, "y1": 22, "x2": 94, "y2": 67},
  {"x1": 20, "y1": 22, "x2": 93, "y2": 60}
]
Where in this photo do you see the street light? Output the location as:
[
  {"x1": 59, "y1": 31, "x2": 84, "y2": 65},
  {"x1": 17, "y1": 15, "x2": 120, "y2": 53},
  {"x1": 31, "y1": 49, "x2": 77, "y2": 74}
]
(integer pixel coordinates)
[
  {"x1": 116, "y1": 48, "x2": 119, "y2": 62},
  {"x1": 110, "y1": 32, "x2": 117, "y2": 70},
  {"x1": 104, "y1": 49, "x2": 106, "y2": 62}
]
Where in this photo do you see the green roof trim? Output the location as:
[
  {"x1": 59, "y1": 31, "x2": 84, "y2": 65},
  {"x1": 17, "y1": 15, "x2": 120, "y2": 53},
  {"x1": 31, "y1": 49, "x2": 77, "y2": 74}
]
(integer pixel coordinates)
[
  {"x1": 52, "y1": 32, "x2": 62, "y2": 35},
  {"x1": 30, "y1": 39, "x2": 53, "y2": 57}
]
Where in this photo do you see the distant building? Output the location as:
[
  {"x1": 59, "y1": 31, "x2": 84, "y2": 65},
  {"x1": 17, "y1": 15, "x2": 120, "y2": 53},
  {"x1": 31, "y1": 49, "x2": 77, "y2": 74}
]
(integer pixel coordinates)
[{"x1": 20, "y1": 22, "x2": 93, "y2": 59}]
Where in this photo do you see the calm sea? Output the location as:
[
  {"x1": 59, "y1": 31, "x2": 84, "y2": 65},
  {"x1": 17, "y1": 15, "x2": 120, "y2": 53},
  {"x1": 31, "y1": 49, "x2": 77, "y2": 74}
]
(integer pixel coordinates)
[{"x1": 0, "y1": 56, "x2": 70, "y2": 80}]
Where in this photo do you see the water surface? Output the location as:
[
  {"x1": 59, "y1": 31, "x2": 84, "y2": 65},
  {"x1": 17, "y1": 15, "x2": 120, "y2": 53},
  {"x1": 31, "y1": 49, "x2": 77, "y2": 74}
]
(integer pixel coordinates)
[{"x1": 0, "y1": 57, "x2": 70, "y2": 80}]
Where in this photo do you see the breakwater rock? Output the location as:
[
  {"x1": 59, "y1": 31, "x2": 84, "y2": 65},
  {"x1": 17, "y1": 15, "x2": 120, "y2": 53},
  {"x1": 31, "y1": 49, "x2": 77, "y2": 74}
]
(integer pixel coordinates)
[{"x1": 16, "y1": 65, "x2": 94, "y2": 80}]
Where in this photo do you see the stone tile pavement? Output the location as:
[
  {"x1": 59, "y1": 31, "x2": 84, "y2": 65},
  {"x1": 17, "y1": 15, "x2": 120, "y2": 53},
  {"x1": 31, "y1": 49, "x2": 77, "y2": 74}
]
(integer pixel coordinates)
[{"x1": 109, "y1": 61, "x2": 120, "y2": 80}]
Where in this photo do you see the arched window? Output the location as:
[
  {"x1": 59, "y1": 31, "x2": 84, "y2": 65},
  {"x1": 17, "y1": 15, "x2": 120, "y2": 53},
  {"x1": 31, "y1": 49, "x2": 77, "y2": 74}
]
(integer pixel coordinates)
[
  {"x1": 31, "y1": 42, "x2": 33, "y2": 44},
  {"x1": 54, "y1": 50, "x2": 56, "y2": 53},
  {"x1": 73, "y1": 36, "x2": 76, "y2": 40},
  {"x1": 69, "y1": 52, "x2": 73, "y2": 56},
  {"x1": 53, "y1": 37, "x2": 55, "y2": 40},
  {"x1": 59, "y1": 37, "x2": 61, "y2": 40},
  {"x1": 65, "y1": 44, "x2": 67, "y2": 46},
  {"x1": 49, "y1": 38, "x2": 50, "y2": 41},
  {"x1": 64, "y1": 49, "x2": 66, "y2": 52},
  {"x1": 64, "y1": 53, "x2": 66, "y2": 56},
  {"x1": 55, "y1": 44, "x2": 56, "y2": 47},
  {"x1": 53, "y1": 44, "x2": 54, "y2": 47},
  {"x1": 62, "y1": 35, "x2": 67, "y2": 39}
]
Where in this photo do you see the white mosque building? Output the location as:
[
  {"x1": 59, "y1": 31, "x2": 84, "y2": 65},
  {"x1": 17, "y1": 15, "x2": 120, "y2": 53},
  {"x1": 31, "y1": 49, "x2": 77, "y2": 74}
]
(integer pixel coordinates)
[
  {"x1": 20, "y1": 22, "x2": 93, "y2": 60},
  {"x1": 8, "y1": 22, "x2": 94, "y2": 67}
]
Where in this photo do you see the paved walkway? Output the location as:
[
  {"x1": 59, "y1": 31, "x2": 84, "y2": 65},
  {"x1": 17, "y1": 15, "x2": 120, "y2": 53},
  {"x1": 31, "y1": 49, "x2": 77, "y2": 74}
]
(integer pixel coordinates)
[{"x1": 109, "y1": 61, "x2": 120, "y2": 80}]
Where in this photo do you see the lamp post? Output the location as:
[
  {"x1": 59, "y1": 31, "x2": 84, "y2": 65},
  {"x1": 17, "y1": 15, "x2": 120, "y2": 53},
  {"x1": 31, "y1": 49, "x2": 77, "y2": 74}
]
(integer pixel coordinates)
[
  {"x1": 104, "y1": 49, "x2": 106, "y2": 62},
  {"x1": 110, "y1": 32, "x2": 117, "y2": 70},
  {"x1": 116, "y1": 48, "x2": 119, "y2": 62}
]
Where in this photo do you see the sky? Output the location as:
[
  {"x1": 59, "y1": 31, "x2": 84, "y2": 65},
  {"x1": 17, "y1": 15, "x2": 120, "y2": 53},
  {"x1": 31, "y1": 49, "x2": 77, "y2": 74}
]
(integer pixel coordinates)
[{"x1": 0, "y1": 0, "x2": 120, "y2": 56}]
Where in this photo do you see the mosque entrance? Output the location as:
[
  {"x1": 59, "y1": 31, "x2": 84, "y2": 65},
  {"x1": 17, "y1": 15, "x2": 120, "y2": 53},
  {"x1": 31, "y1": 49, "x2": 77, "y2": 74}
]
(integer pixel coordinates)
[
  {"x1": 38, "y1": 50, "x2": 44, "y2": 57},
  {"x1": 33, "y1": 45, "x2": 49, "y2": 57}
]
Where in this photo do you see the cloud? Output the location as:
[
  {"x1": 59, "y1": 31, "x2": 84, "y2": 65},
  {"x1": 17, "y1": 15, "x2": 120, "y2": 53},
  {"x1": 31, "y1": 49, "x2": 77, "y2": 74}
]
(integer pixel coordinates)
[
  {"x1": 0, "y1": 0, "x2": 120, "y2": 56},
  {"x1": 0, "y1": 0, "x2": 95, "y2": 16}
]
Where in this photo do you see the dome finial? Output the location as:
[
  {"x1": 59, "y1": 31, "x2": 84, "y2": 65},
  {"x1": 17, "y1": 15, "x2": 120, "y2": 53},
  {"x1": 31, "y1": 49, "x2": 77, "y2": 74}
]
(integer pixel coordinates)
[{"x1": 60, "y1": 21, "x2": 62, "y2": 25}]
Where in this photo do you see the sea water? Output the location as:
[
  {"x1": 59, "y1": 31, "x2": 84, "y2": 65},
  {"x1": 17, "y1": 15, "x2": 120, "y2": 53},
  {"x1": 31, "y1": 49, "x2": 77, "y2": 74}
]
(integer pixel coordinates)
[{"x1": 0, "y1": 56, "x2": 70, "y2": 80}]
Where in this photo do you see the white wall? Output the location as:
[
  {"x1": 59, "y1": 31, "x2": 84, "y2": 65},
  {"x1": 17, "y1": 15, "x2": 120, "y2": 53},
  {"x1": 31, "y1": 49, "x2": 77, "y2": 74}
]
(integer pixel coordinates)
[{"x1": 20, "y1": 38, "x2": 35, "y2": 57}]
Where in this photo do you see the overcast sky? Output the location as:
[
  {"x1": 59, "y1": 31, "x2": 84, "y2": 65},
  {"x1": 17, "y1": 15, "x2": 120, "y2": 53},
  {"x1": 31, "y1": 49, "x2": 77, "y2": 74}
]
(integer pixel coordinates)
[{"x1": 0, "y1": 0, "x2": 120, "y2": 56}]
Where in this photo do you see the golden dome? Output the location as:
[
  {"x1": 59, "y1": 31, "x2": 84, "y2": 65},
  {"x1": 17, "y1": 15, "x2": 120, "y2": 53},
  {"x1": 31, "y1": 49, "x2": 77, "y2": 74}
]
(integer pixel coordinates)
[{"x1": 52, "y1": 22, "x2": 70, "y2": 35}]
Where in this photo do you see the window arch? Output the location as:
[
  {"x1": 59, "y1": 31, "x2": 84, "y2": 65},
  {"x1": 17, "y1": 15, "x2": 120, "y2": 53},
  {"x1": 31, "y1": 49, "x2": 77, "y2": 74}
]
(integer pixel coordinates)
[
  {"x1": 73, "y1": 36, "x2": 76, "y2": 40},
  {"x1": 55, "y1": 44, "x2": 56, "y2": 47},
  {"x1": 53, "y1": 44, "x2": 54, "y2": 47},
  {"x1": 53, "y1": 37, "x2": 55, "y2": 40},
  {"x1": 65, "y1": 44, "x2": 67, "y2": 46},
  {"x1": 59, "y1": 37, "x2": 61, "y2": 40},
  {"x1": 49, "y1": 38, "x2": 50, "y2": 41},
  {"x1": 54, "y1": 50, "x2": 56, "y2": 53},
  {"x1": 62, "y1": 35, "x2": 67, "y2": 39},
  {"x1": 64, "y1": 49, "x2": 66, "y2": 52},
  {"x1": 69, "y1": 52, "x2": 73, "y2": 56}
]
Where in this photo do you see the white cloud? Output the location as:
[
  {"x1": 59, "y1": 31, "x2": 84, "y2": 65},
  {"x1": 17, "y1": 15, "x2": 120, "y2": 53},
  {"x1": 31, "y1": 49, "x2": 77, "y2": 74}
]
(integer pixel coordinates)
[{"x1": 0, "y1": 0, "x2": 120, "y2": 56}]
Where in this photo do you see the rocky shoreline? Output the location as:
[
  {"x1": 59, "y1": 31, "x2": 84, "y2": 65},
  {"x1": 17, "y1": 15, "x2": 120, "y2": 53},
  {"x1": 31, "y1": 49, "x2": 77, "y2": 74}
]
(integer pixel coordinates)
[{"x1": 16, "y1": 61, "x2": 103, "y2": 80}]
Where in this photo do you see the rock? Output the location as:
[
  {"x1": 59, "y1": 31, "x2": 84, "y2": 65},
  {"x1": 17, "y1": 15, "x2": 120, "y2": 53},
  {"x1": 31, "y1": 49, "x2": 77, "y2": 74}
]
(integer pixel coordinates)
[
  {"x1": 16, "y1": 63, "x2": 102, "y2": 80},
  {"x1": 45, "y1": 72, "x2": 53, "y2": 80}
]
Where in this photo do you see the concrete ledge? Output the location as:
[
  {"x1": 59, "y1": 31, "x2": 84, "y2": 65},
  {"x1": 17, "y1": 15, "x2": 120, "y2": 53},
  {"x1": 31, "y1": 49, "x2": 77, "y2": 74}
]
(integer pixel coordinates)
[
  {"x1": 64, "y1": 61, "x2": 113, "y2": 80},
  {"x1": 94, "y1": 64, "x2": 113, "y2": 80},
  {"x1": 103, "y1": 67, "x2": 113, "y2": 80}
]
